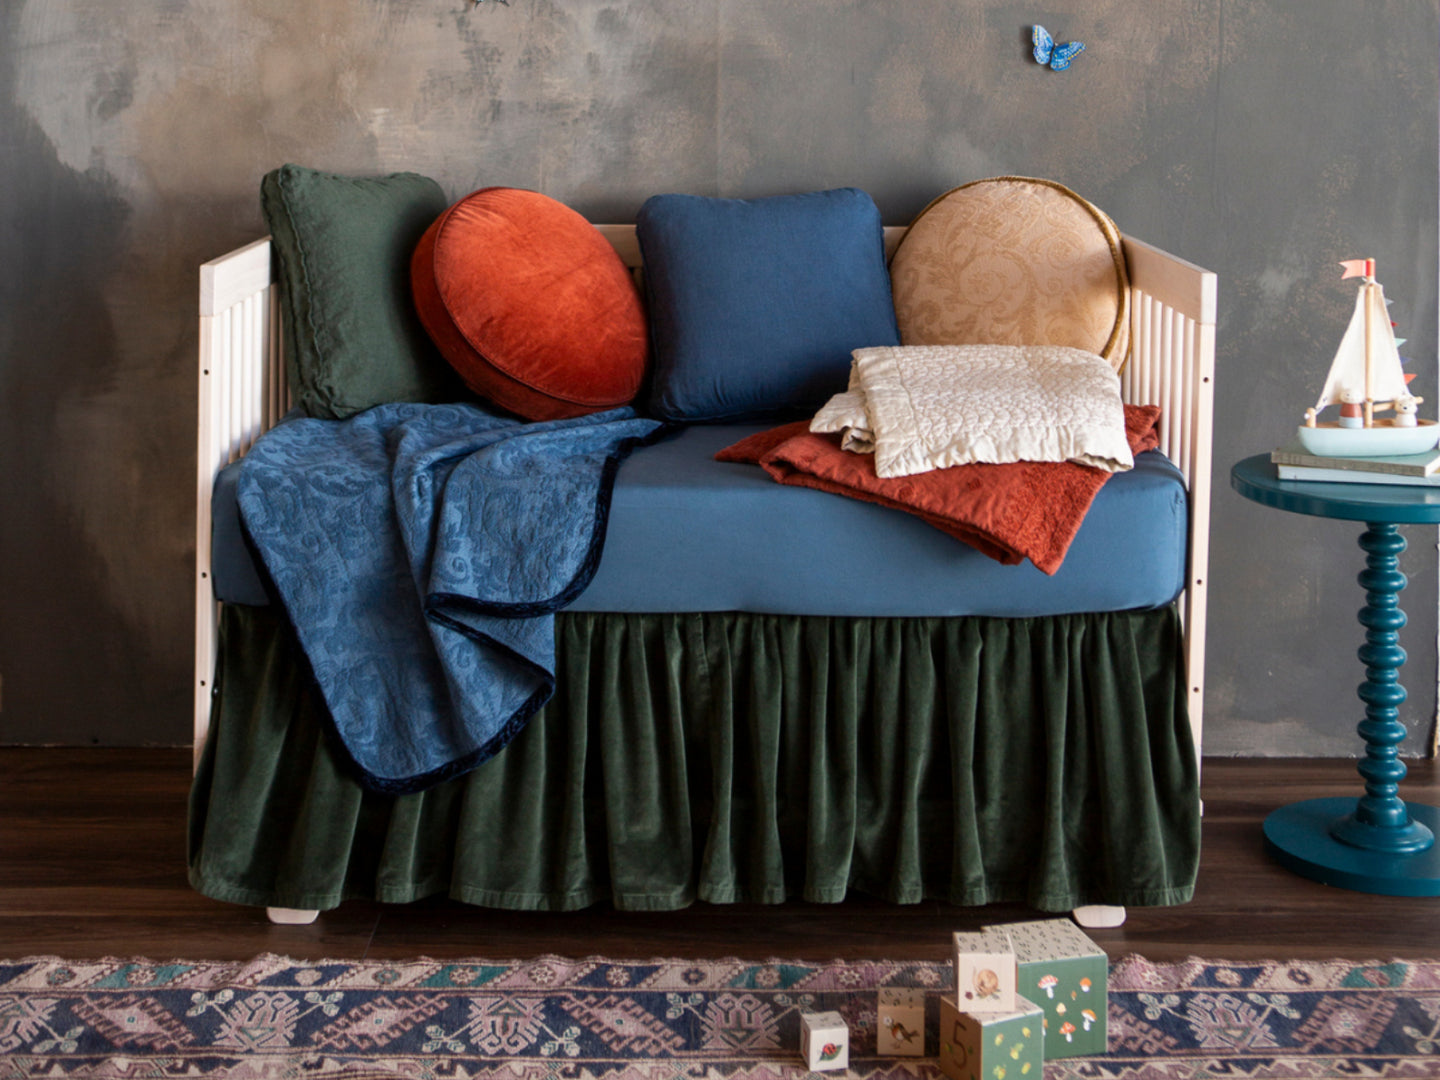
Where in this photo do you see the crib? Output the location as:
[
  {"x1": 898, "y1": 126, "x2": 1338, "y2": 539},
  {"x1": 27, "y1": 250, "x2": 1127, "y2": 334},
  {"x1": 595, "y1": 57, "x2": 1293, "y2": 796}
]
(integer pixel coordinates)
[{"x1": 192, "y1": 224, "x2": 1217, "y2": 927}]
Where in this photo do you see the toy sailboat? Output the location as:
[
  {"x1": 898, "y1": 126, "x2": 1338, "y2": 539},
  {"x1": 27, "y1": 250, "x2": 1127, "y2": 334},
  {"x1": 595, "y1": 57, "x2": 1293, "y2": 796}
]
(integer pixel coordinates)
[{"x1": 1298, "y1": 258, "x2": 1438, "y2": 456}]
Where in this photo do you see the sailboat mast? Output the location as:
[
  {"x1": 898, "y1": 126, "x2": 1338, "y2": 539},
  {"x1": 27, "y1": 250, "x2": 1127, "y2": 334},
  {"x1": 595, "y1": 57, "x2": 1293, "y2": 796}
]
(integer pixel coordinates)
[{"x1": 1364, "y1": 258, "x2": 1376, "y2": 427}]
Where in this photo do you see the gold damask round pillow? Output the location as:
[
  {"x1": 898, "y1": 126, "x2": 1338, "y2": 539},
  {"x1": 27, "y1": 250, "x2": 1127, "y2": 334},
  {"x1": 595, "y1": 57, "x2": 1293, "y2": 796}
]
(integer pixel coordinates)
[{"x1": 889, "y1": 177, "x2": 1129, "y2": 371}]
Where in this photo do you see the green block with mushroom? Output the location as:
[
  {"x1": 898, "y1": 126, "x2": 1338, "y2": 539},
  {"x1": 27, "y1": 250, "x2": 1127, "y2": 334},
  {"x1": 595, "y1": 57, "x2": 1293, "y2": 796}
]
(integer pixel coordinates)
[{"x1": 986, "y1": 918, "x2": 1107, "y2": 1058}]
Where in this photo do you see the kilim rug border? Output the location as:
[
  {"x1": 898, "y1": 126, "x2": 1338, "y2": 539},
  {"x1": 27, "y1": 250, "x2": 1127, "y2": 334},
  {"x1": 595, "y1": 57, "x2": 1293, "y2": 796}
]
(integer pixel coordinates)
[{"x1": 1, "y1": 954, "x2": 1437, "y2": 1078}]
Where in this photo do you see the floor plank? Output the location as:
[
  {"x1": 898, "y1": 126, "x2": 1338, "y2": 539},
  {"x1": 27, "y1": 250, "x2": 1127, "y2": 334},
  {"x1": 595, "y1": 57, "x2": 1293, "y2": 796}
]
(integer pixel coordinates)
[{"x1": 4, "y1": 749, "x2": 1439, "y2": 963}]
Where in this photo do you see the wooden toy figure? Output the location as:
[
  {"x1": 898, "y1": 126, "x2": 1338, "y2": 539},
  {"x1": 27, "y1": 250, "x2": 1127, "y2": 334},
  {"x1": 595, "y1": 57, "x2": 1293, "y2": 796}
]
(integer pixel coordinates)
[
  {"x1": 1395, "y1": 394, "x2": 1420, "y2": 427},
  {"x1": 1338, "y1": 387, "x2": 1365, "y2": 428}
]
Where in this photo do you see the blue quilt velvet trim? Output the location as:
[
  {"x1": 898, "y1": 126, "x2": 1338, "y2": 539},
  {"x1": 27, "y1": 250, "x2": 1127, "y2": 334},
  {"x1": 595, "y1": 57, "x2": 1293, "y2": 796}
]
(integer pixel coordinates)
[{"x1": 235, "y1": 402, "x2": 668, "y2": 794}]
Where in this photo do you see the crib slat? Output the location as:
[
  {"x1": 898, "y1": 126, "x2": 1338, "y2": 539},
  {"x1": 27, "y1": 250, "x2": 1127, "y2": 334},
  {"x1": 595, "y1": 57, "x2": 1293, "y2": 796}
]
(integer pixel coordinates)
[
  {"x1": 245, "y1": 294, "x2": 258, "y2": 452},
  {"x1": 251, "y1": 293, "x2": 266, "y2": 445},
  {"x1": 230, "y1": 305, "x2": 245, "y2": 462},
  {"x1": 1148, "y1": 294, "x2": 1163, "y2": 409},
  {"x1": 242, "y1": 295, "x2": 255, "y2": 452},
  {"x1": 218, "y1": 308, "x2": 234, "y2": 466},
  {"x1": 241, "y1": 295, "x2": 256, "y2": 455},
  {"x1": 1129, "y1": 293, "x2": 1143, "y2": 399},
  {"x1": 1141, "y1": 293, "x2": 1153, "y2": 406},
  {"x1": 1175, "y1": 315, "x2": 1198, "y2": 480},
  {"x1": 1164, "y1": 307, "x2": 1175, "y2": 458},
  {"x1": 267, "y1": 284, "x2": 282, "y2": 427},
  {"x1": 1131, "y1": 293, "x2": 1145, "y2": 401},
  {"x1": 277, "y1": 298, "x2": 292, "y2": 414}
]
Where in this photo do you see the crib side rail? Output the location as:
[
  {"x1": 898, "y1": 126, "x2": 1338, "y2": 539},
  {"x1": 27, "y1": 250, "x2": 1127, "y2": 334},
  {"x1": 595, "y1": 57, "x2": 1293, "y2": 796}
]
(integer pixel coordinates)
[
  {"x1": 1120, "y1": 234, "x2": 1218, "y2": 758},
  {"x1": 195, "y1": 238, "x2": 287, "y2": 766}
]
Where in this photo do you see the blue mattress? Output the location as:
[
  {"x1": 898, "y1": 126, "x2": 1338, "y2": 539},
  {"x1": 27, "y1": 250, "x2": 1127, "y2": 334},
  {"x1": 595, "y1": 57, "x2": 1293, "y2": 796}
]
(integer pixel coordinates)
[{"x1": 212, "y1": 423, "x2": 1187, "y2": 617}]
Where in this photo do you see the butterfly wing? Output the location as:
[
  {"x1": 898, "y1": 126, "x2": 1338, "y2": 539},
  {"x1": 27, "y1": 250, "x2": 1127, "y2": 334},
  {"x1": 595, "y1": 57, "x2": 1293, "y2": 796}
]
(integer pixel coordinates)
[
  {"x1": 1032, "y1": 24, "x2": 1054, "y2": 65},
  {"x1": 1048, "y1": 40, "x2": 1086, "y2": 71}
]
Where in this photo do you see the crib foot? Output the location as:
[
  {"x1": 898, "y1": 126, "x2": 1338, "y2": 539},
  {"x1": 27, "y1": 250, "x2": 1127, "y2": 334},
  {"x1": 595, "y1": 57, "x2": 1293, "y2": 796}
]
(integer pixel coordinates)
[
  {"x1": 1071, "y1": 904, "x2": 1126, "y2": 929},
  {"x1": 266, "y1": 907, "x2": 319, "y2": 925}
]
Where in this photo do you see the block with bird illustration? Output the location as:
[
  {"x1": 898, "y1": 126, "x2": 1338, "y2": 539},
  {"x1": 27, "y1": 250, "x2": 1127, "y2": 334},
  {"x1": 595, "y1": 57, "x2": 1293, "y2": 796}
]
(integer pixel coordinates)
[{"x1": 876, "y1": 987, "x2": 925, "y2": 1056}]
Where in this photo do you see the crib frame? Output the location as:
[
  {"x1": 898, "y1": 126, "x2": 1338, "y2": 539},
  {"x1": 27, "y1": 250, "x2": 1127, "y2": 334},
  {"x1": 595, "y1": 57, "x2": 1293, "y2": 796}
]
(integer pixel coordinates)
[{"x1": 195, "y1": 227, "x2": 1217, "y2": 769}]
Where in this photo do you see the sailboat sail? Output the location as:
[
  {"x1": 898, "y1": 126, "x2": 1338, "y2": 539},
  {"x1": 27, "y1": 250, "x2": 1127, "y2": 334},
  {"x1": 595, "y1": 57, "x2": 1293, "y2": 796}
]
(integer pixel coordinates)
[
  {"x1": 1296, "y1": 260, "x2": 1437, "y2": 457},
  {"x1": 1313, "y1": 281, "x2": 1409, "y2": 412}
]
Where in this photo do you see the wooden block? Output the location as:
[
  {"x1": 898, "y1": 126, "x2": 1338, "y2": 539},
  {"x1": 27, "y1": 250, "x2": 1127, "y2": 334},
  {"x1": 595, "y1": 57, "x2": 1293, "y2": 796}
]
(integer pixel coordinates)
[
  {"x1": 800, "y1": 1010, "x2": 849, "y2": 1071},
  {"x1": 938, "y1": 994, "x2": 1043, "y2": 1080},
  {"x1": 876, "y1": 987, "x2": 925, "y2": 1056},
  {"x1": 986, "y1": 918, "x2": 1108, "y2": 1058},
  {"x1": 953, "y1": 929, "x2": 1017, "y2": 1013}
]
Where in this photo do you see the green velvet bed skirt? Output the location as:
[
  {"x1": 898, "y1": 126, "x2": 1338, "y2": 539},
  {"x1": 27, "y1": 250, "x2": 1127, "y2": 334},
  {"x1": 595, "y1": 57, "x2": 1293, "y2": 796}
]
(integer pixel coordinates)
[{"x1": 188, "y1": 604, "x2": 1199, "y2": 913}]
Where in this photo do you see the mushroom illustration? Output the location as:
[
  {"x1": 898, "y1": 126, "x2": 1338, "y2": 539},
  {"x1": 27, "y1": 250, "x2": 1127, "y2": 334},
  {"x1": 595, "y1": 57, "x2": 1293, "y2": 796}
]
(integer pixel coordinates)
[
  {"x1": 1081, "y1": 1009, "x2": 1097, "y2": 1032},
  {"x1": 1037, "y1": 974, "x2": 1059, "y2": 999},
  {"x1": 1060, "y1": 1021, "x2": 1076, "y2": 1044},
  {"x1": 1079, "y1": 977, "x2": 1092, "y2": 993}
]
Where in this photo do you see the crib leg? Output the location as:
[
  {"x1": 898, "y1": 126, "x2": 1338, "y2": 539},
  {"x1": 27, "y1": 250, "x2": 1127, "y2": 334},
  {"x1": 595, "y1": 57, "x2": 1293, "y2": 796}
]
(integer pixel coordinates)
[
  {"x1": 267, "y1": 907, "x2": 320, "y2": 925},
  {"x1": 1071, "y1": 904, "x2": 1126, "y2": 929}
]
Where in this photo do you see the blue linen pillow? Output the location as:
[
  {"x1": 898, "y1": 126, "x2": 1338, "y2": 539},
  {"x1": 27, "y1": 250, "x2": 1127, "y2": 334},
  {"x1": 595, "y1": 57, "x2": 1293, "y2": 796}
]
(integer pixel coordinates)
[{"x1": 636, "y1": 188, "x2": 901, "y2": 421}]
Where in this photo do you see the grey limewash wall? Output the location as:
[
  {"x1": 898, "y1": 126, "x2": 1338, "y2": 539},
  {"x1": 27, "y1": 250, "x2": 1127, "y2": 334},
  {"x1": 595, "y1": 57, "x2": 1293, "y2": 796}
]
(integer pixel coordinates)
[{"x1": 1, "y1": 1, "x2": 1436, "y2": 754}]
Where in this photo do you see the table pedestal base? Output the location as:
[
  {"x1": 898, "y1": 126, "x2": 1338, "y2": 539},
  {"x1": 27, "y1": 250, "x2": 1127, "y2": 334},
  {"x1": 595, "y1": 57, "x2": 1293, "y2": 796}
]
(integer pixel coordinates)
[{"x1": 1264, "y1": 797, "x2": 1440, "y2": 896}]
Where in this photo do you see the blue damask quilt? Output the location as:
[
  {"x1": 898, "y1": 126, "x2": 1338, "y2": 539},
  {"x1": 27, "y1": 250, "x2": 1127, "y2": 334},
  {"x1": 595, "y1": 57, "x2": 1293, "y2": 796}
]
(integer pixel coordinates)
[{"x1": 235, "y1": 402, "x2": 666, "y2": 793}]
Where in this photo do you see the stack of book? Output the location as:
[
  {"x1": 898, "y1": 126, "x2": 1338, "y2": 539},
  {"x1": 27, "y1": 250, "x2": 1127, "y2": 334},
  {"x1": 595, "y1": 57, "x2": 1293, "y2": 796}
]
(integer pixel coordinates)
[{"x1": 1271, "y1": 440, "x2": 1440, "y2": 486}]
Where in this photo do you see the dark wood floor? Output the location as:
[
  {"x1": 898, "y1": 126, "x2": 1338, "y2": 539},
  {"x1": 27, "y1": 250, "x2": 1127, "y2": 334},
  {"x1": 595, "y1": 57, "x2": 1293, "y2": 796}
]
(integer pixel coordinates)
[{"x1": 4, "y1": 749, "x2": 1440, "y2": 964}]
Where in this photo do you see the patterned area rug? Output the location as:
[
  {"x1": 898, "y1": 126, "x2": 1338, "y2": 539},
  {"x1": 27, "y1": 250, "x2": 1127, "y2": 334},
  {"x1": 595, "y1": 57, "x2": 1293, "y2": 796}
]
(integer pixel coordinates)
[{"x1": 1, "y1": 954, "x2": 1437, "y2": 1078}]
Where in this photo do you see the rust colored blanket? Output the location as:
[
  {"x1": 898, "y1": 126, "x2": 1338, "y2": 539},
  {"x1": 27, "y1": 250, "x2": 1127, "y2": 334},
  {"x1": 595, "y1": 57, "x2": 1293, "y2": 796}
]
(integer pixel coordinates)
[{"x1": 715, "y1": 404, "x2": 1161, "y2": 574}]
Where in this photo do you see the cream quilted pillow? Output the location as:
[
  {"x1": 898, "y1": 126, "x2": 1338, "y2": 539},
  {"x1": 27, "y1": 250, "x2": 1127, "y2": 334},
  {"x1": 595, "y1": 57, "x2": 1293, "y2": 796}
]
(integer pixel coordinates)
[
  {"x1": 811, "y1": 344, "x2": 1132, "y2": 480},
  {"x1": 889, "y1": 177, "x2": 1130, "y2": 371}
]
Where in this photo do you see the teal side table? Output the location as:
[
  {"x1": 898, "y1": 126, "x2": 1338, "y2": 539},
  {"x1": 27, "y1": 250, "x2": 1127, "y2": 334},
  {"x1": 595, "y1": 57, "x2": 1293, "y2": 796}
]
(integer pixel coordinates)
[{"x1": 1231, "y1": 454, "x2": 1440, "y2": 896}]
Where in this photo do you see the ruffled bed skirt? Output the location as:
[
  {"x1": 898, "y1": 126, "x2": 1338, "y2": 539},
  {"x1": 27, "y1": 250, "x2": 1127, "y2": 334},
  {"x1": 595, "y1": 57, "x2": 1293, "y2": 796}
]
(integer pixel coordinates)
[{"x1": 188, "y1": 604, "x2": 1199, "y2": 913}]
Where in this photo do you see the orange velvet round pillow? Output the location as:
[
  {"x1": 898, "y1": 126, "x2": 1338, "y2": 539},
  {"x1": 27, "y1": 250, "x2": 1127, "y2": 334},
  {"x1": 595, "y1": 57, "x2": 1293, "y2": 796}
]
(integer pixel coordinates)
[{"x1": 411, "y1": 187, "x2": 649, "y2": 420}]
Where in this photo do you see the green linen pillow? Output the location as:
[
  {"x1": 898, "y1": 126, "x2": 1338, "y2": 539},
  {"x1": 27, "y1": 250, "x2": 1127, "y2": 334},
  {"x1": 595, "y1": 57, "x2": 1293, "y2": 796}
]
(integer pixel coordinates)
[{"x1": 261, "y1": 164, "x2": 466, "y2": 419}]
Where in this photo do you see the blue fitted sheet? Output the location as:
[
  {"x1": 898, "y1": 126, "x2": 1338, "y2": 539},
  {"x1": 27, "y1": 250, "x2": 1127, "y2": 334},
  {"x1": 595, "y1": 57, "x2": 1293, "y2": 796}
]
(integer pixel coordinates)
[{"x1": 213, "y1": 423, "x2": 1187, "y2": 617}]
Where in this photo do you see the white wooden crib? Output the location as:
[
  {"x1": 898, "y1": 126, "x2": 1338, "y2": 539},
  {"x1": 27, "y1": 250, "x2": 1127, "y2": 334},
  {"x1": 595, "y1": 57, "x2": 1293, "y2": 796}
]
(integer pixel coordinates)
[{"x1": 194, "y1": 225, "x2": 1217, "y2": 928}]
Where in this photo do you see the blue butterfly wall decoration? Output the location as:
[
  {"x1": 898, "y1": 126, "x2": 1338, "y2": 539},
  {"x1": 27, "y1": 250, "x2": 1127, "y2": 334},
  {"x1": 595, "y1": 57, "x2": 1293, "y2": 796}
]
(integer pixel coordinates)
[{"x1": 1032, "y1": 25, "x2": 1085, "y2": 71}]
